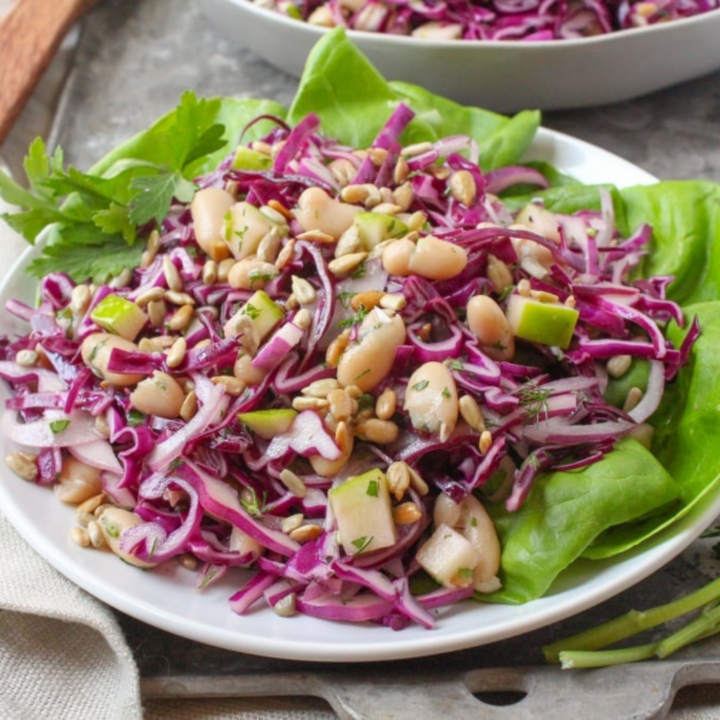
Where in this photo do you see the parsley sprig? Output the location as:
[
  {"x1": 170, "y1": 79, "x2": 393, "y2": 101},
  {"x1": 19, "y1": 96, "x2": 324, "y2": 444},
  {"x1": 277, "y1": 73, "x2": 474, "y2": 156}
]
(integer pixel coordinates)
[{"x1": 0, "y1": 92, "x2": 226, "y2": 283}]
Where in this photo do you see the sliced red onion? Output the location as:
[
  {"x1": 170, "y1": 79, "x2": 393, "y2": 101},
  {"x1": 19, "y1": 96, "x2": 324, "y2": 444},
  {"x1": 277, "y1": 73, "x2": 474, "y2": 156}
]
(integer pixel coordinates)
[
  {"x1": 251, "y1": 320, "x2": 305, "y2": 371},
  {"x1": 523, "y1": 418, "x2": 635, "y2": 444},
  {"x1": 626, "y1": 360, "x2": 664, "y2": 424},
  {"x1": 266, "y1": 410, "x2": 341, "y2": 461},
  {"x1": 407, "y1": 322, "x2": 464, "y2": 362},
  {"x1": 418, "y1": 584, "x2": 474, "y2": 610},
  {"x1": 176, "y1": 461, "x2": 299, "y2": 556},
  {"x1": 146, "y1": 382, "x2": 228, "y2": 472},
  {"x1": 485, "y1": 166, "x2": 550, "y2": 195},
  {"x1": 3, "y1": 409, "x2": 101, "y2": 448},
  {"x1": 69, "y1": 439, "x2": 123, "y2": 474},
  {"x1": 296, "y1": 591, "x2": 393, "y2": 623},
  {"x1": 229, "y1": 571, "x2": 276, "y2": 615},
  {"x1": 121, "y1": 476, "x2": 201, "y2": 564},
  {"x1": 5, "y1": 298, "x2": 35, "y2": 322}
]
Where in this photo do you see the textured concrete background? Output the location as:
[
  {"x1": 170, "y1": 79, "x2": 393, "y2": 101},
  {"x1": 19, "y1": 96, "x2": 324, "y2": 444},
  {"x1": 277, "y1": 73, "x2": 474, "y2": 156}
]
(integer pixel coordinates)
[{"x1": 6, "y1": 0, "x2": 720, "y2": 715}]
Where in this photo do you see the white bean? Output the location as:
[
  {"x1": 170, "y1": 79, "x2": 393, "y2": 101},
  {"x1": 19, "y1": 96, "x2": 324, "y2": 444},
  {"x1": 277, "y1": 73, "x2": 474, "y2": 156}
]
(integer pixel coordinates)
[
  {"x1": 190, "y1": 187, "x2": 234, "y2": 261},
  {"x1": 404, "y1": 361, "x2": 459, "y2": 440},
  {"x1": 336, "y1": 308, "x2": 406, "y2": 392},
  {"x1": 466, "y1": 295, "x2": 515, "y2": 361},
  {"x1": 97, "y1": 507, "x2": 156, "y2": 568},
  {"x1": 382, "y1": 235, "x2": 468, "y2": 280},
  {"x1": 294, "y1": 187, "x2": 361, "y2": 241},
  {"x1": 409, "y1": 235, "x2": 468, "y2": 280},
  {"x1": 433, "y1": 491, "x2": 462, "y2": 528},
  {"x1": 54, "y1": 456, "x2": 103, "y2": 504},
  {"x1": 233, "y1": 353, "x2": 267, "y2": 386},
  {"x1": 129, "y1": 371, "x2": 184, "y2": 419},
  {"x1": 80, "y1": 333, "x2": 144, "y2": 387},
  {"x1": 227, "y1": 258, "x2": 279, "y2": 290},
  {"x1": 381, "y1": 238, "x2": 415, "y2": 276}
]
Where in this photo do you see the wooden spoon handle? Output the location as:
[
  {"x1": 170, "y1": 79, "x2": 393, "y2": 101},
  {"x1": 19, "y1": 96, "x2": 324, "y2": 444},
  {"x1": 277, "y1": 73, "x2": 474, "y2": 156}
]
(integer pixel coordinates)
[{"x1": 0, "y1": 0, "x2": 94, "y2": 148}]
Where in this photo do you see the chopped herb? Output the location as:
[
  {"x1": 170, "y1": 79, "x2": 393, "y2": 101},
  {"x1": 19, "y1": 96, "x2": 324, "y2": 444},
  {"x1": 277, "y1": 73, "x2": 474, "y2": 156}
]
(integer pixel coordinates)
[
  {"x1": 350, "y1": 261, "x2": 366, "y2": 279},
  {"x1": 354, "y1": 368, "x2": 371, "y2": 381},
  {"x1": 337, "y1": 291, "x2": 356, "y2": 309},
  {"x1": 441, "y1": 386, "x2": 451, "y2": 399},
  {"x1": 198, "y1": 566, "x2": 221, "y2": 590},
  {"x1": 127, "y1": 409, "x2": 145, "y2": 426},
  {"x1": 102, "y1": 521, "x2": 120, "y2": 539},
  {"x1": 470, "y1": 517, "x2": 478, "y2": 527},
  {"x1": 147, "y1": 537, "x2": 159, "y2": 562},
  {"x1": 240, "y1": 486, "x2": 266, "y2": 516},
  {"x1": 49, "y1": 419, "x2": 70, "y2": 434},
  {"x1": 357, "y1": 393, "x2": 375, "y2": 412},
  {"x1": 518, "y1": 384, "x2": 552, "y2": 424},
  {"x1": 366, "y1": 479, "x2": 379, "y2": 497},
  {"x1": 168, "y1": 458, "x2": 184, "y2": 471},
  {"x1": 243, "y1": 302, "x2": 260, "y2": 320},
  {"x1": 248, "y1": 270, "x2": 277, "y2": 282},
  {"x1": 498, "y1": 284, "x2": 515, "y2": 303},
  {"x1": 490, "y1": 340, "x2": 507, "y2": 351},
  {"x1": 448, "y1": 359, "x2": 464, "y2": 371},
  {"x1": 411, "y1": 379, "x2": 429, "y2": 392},
  {"x1": 457, "y1": 567, "x2": 473, "y2": 579},
  {"x1": 338, "y1": 305, "x2": 368, "y2": 329},
  {"x1": 351, "y1": 535, "x2": 373, "y2": 553}
]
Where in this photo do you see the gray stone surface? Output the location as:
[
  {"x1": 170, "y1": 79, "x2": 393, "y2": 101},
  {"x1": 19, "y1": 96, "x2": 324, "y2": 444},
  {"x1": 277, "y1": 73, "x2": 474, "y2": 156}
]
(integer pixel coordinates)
[{"x1": 48, "y1": 0, "x2": 720, "y2": 713}]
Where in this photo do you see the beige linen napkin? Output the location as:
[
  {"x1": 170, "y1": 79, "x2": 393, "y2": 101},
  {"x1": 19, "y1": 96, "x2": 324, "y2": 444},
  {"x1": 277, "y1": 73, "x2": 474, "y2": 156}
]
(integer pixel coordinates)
[{"x1": 0, "y1": 186, "x2": 144, "y2": 719}]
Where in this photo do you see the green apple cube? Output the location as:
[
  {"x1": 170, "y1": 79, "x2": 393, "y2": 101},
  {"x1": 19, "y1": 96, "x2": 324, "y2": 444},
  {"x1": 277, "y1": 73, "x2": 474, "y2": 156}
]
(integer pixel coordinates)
[
  {"x1": 224, "y1": 290, "x2": 284, "y2": 341},
  {"x1": 90, "y1": 294, "x2": 148, "y2": 341},
  {"x1": 231, "y1": 147, "x2": 272, "y2": 171},
  {"x1": 226, "y1": 201, "x2": 280, "y2": 259},
  {"x1": 329, "y1": 468, "x2": 398, "y2": 556},
  {"x1": 416, "y1": 523, "x2": 481, "y2": 588},
  {"x1": 506, "y1": 294, "x2": 579, "y2": 349},
  {"x1": 237, "y1": 409, "x2": 297, "y2": 440},
  {"x1": 354, "y1": 212, "x2": 408, "y2": 250}
]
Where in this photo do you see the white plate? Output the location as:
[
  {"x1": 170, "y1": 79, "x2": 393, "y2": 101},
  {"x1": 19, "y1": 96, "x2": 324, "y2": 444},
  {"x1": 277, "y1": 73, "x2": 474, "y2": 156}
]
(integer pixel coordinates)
[
  {"x1": 1, "y1": 128, "x2": 718, "y2": 662},
  {"x1": 200, "y1": 0, "x2": 720, "y2": 112}
]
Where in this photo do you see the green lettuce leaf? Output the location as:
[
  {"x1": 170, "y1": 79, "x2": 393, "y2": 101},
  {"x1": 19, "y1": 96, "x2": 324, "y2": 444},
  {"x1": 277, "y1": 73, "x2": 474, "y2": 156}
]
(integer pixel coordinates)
[
  {"x1": 488, "y1": 438, "x2": 679, "y2": 603},
  {"x1": 287, "y1": 28, "x2": 540, "y2": 170},
  {"x1": 622, "y1": 182, "x2": 720, "y2": 305},
  {"x1": 585, "y1": 302, "x2": 720, "y2": 559}
]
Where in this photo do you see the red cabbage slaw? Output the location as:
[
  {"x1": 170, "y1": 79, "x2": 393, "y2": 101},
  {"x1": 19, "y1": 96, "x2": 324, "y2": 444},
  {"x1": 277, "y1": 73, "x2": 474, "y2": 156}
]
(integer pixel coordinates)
[
  {"x1": 0, "y1": 105, "x2": 697, "y2": 630},
  {"x1": 257, "y1": 0, "x2": 719, "y2": 41}
]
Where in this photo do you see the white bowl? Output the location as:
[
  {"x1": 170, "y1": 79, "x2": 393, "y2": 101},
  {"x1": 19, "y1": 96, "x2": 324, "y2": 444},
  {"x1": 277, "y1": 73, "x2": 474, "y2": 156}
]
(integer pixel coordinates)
[{"x1": 200, "y1": 0, "x2": 720, "y2": 112}]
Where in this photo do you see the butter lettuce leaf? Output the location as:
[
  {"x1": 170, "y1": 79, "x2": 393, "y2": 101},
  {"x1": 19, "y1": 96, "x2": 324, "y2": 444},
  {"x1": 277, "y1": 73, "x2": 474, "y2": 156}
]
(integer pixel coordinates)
[
  {"x1": 488, "y1": 438, "x2": 679, "y2": 603},
  {"x1": 287, "y1": 28, "x2": 539, "y2": 170},
  {"x1": 585, "y1": 302, "x2": 720, "y2": 559}
]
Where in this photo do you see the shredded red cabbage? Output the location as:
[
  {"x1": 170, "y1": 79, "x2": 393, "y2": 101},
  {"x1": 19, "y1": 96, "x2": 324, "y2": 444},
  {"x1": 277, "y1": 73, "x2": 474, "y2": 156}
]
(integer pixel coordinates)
[{"x1": 261, "y1": 0, "x2": 719, "y2": 41}]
